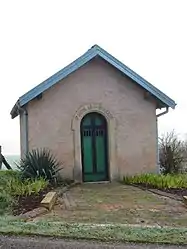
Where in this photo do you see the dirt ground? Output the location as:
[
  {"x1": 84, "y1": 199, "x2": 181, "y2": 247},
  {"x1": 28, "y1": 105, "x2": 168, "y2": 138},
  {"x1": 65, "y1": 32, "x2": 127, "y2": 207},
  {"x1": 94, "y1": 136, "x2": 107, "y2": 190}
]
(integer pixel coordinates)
[
  {"x1": 1, "y1": 236, "x2": 186, "y2": 249},
  {"x1": 13, "y1": 186, "x2": 54, "y2": 215},
  {"x1": 34, "y1": 183, "x2": 187, "y2": 227}
]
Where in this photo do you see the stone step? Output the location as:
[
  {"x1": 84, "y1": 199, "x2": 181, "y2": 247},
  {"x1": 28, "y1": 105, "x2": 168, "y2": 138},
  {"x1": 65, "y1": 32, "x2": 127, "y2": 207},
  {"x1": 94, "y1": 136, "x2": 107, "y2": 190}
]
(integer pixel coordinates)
[{"x1": 40, "y1": 191, "x2": 57, "y2": 210}]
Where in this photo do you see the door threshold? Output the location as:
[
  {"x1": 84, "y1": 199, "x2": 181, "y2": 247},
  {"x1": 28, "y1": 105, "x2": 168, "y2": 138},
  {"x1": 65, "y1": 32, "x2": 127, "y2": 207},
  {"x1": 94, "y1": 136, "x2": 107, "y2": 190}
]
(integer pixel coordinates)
[{"x1": 84, "y1": 181, "x2": 110, "y2": 184}]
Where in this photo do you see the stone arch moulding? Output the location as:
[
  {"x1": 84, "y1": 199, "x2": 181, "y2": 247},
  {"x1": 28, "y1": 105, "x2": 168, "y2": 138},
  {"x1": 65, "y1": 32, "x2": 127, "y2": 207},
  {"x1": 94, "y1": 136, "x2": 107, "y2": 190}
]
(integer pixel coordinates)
[{"x1": 71, "y1": 103, "x2": 117, "y2": 182}]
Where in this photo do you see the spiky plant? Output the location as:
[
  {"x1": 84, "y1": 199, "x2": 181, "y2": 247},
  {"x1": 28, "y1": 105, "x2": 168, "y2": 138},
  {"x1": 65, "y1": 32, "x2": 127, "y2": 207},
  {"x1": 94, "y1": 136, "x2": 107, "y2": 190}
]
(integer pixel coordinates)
[{"x1": 17, "y1": 148, "x2": 62, "y2": 185}]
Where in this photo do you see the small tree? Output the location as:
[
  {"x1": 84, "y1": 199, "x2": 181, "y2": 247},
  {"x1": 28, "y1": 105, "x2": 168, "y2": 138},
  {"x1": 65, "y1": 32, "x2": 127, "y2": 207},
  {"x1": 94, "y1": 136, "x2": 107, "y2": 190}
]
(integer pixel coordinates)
[{"x1": 159, "y1": 131, "x2": 186, "y2": 174}]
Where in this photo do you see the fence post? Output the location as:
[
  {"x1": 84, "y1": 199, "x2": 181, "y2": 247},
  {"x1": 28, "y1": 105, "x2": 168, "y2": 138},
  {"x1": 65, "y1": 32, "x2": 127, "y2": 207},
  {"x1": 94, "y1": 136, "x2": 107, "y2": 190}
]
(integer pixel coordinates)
[
  {"x1": 0, "y1": 146, "x2": 12, "y2": 170},
  {"x1": 0, "y1": 146, "x2": 2, "y2": 169}
]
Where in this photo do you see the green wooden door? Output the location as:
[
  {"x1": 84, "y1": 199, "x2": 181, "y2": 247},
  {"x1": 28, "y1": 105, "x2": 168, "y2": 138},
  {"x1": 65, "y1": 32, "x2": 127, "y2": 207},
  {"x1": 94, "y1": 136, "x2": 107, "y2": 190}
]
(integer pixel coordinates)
[{"x1": 81, "y1": 113, "x2": 108, "y2": 182}]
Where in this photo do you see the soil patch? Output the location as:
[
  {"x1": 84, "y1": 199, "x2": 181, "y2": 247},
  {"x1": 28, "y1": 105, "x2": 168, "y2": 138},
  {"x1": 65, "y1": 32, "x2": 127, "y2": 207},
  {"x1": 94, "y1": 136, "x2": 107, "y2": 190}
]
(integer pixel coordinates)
[{"x1": 13, "y1": 187, "x2": 52, "y2": 216}]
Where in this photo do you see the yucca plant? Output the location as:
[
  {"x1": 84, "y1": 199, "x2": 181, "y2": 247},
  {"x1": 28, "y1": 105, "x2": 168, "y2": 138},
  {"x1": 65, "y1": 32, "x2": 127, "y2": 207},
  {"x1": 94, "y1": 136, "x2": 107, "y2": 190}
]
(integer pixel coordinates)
[{"x1": 17, "y1": 148, "x2": 62, "y2": 185}]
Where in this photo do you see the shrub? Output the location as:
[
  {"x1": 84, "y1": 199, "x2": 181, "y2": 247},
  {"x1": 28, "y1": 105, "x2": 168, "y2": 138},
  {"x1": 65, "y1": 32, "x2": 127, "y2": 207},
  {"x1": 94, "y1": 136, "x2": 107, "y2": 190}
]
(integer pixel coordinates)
[
  {"x1": 0, "y1": 169, "x2": 48, "y2": 215},
  {"x1": 159, "y1": 131, "x2": 186, "y2": 174},
  {"x1": 17, "y1": 148, "x2": 62, "y2": 184},
  {"x1": 0, "y1": 170, "x2": 21, "y2": 178},
  {"x1": 0, "y1": 191, "x2": 14, "y2": 215},
  {"x1": 0, "y1": 170, "x2": 22, "y2": 188},
  {"x1": 123, "y1": 173, "x2": 187, "y2": 189},
  {"x1": 6, "y1": 178, "x2": 48, "y2": 196},
  {"x1": 0, "y1": 170, "x2": 48, "y2": 197}
]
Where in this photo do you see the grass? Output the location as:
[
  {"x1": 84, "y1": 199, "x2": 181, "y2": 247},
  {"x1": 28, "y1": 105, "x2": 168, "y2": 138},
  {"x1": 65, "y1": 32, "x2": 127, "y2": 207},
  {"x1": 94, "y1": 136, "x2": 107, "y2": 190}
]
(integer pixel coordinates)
[
  {"x1": 0, "y1": 216, "x2": 187, "y2": 244},
  {"x1": 123, "y1": 173, "x2": 187, "y2": 189}
]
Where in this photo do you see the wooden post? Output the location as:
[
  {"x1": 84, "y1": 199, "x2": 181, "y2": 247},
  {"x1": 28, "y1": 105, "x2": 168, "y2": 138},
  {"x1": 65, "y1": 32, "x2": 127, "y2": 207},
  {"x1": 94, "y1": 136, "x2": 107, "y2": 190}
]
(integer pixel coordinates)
[
  {"x1": 0, "y1": 146, "x2": 2, "y2": 169},
  {"x1": 0, "y1": 146, "x2": 12, "y2": 170}
]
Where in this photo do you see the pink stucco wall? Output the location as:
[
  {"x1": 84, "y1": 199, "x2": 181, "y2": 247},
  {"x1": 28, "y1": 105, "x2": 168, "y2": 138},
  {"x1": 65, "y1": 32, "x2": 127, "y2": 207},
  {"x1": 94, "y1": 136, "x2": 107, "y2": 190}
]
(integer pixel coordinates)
[{"x1": 25, "y1": 58, "x2": 157, "y2": 180}]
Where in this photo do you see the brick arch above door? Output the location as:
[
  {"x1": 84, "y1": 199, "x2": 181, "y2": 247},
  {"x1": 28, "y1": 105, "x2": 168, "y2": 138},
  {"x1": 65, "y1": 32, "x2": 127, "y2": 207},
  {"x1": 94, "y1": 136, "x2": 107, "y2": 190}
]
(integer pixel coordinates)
[{"x1": 71, "y1": 103, "x2": 117, "y2": 182}]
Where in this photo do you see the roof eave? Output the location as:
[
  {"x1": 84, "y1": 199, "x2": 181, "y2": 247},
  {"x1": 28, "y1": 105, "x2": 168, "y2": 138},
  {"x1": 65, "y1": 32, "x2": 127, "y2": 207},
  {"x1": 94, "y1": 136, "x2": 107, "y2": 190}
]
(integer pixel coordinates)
[
  {"x1": 160, "y1": 101, "x2": 176, "y2": 110},
  {"x1": 160, "y1": 100, "x2": 176, "y2": 109},
  {"x1": 10, "y1": 100, "x2": 20, "y2": 119}
]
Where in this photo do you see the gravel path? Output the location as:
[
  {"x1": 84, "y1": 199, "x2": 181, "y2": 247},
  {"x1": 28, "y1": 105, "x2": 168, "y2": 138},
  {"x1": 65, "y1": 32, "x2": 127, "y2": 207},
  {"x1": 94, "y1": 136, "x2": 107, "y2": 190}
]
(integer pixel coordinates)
[{"x1": 0, "y1": 236, "x2": 186, "y2": 249}]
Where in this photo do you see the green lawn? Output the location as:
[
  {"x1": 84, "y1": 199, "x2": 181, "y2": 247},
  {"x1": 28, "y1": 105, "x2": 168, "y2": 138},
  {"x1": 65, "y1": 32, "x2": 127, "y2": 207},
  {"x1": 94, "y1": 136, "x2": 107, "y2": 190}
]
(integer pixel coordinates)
[{"x1": 0, "y1": 216, "x2": 187, "y2": 245}]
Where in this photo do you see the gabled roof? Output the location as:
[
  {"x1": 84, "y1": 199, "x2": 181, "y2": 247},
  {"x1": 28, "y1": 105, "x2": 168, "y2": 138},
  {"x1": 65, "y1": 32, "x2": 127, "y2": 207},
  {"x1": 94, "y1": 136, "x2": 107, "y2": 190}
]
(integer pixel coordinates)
[{"x1": 11, "y1": 44, "x2": 176, "y2": 118}]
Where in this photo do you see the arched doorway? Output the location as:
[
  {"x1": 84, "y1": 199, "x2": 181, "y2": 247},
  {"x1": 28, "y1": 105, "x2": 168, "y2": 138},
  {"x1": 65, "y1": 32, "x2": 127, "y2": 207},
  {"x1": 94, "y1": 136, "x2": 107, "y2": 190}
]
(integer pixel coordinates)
[{"x1": 81, "y1": 112, "x2": 109, "y2": 182}]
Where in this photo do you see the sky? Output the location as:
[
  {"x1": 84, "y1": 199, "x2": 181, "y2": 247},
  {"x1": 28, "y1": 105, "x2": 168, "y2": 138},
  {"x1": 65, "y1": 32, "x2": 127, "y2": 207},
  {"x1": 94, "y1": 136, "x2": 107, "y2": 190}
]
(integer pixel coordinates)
[{"x1": 0, "y1": 0, "x2": 187, "y2": 155}]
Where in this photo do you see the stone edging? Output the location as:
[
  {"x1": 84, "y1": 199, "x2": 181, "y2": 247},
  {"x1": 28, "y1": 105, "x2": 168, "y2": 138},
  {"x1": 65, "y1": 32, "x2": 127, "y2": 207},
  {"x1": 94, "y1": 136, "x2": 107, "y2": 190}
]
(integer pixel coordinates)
[
  {"x1": 131, "y1": 184, "x2": 183, "y2": 202},
  {"x1": 19, "y1": 181, "x2": 78, "y2": 220},
  {"x1": 19, "y1": 207, "x2": 48, "y2": 220},
  {"x1": 56, "y1": 181, "x2": 79, "y2": 198}
]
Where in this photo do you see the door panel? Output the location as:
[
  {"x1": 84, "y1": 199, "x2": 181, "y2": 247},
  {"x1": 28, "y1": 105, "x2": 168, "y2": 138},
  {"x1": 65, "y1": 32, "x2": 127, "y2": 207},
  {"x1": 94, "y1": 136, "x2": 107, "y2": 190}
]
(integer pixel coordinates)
[
  {"x1": 83, "y1": 116, "x2": 91, "y2": 126},
  {"x1": 95, "y1": 129, "x2": 106, "y2": 173},
  {"x1": 81, "y1": 113, "x2": 108, "y2": 182},
  {"x1": 82, "y1": 129, "x2": 93, "y2": 173},
  {"x1": 95, "y1": 116, "x2": 102, "y2": 125}
]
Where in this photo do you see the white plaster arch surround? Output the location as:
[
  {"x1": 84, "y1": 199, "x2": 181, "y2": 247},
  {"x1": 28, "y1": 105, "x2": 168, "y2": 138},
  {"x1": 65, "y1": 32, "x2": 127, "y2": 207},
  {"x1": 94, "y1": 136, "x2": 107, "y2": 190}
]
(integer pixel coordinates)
[{"x1": 71, "y1": 103, "x2": 117, "y2": 182}]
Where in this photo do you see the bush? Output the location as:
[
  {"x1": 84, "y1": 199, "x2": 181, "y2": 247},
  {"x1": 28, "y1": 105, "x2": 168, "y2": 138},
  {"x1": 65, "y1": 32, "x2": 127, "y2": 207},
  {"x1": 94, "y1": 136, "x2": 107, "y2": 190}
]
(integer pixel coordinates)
[
  {"x1": 17, "y1": 148, "x2": 62, "y2": 184},
  {"x1": 0, "y1": 170, "x2": 21, "y2": 182},
  {"x1": 0, "y1": 170, "x2": 22, "y2": 190},
  {"x1": 0, "y1": 169, "x2": 48, "y2": 215},
  {"x1": 0, "y1": 170, "x2": 48, "y2": 197},
  {"x1": 6, "y1": 178, "x2": 48, "y2": 196},
  {"x1": 0, "y1": 192, "x2": 14, "y2": 215},
  {"x1": 123, "y1": 173, "x2": 187, "y2": 189},
  {"x1": 159, "y1": 131, "x2": 186, "y2": 174}
]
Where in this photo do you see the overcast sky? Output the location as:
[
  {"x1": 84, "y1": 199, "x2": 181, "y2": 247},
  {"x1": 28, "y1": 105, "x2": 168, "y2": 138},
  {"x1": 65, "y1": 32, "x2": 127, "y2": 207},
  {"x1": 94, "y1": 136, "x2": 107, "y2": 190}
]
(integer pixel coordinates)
[{"x1": 0, "y1": 0, "x2": 186, "y2": 155}]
